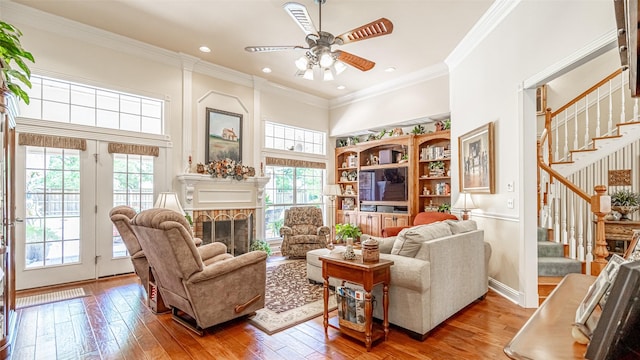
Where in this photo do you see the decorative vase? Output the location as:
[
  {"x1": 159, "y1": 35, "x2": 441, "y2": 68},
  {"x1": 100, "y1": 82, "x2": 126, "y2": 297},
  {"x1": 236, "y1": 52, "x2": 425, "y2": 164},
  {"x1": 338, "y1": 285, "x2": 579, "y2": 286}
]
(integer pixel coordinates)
[
  {"x1": 342, "y1": 237, "x2": 357, "y2": 260},
  {"x1": 611, "y1": 206, "x2": 639, "y2": 221}
]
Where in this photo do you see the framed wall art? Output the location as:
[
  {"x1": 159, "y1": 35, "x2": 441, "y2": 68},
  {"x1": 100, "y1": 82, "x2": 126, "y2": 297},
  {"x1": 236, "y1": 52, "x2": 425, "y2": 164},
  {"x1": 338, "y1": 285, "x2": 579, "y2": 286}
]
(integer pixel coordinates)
[
  {"x1": 536, "y1": 84, "x2": 547, "y2": 115},
  {"x1": 205, "y1": 108, "x2": 242, "y2": 163},
  {"x1": 458, "y1": 122, "x2": 495, "y2": 193}
]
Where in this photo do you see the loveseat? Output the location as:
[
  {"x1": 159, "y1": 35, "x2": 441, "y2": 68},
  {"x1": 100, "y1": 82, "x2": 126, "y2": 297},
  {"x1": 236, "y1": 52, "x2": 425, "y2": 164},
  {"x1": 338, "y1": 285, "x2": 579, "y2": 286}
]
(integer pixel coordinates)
[{"x1": 306, "y1": 219, "x2": 490, "y2": 340}]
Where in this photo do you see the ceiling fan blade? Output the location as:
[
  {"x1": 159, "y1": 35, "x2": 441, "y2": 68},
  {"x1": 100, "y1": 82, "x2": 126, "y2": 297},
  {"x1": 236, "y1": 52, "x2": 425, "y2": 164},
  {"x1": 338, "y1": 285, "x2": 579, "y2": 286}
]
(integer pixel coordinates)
[
  {"x1": 245, "y1": 46, "x2": 303, "y2": 52},
  {"x1": 337, "y1": 51, "x2": 375, "y2": 72},
  {"x1": 283, "y1": 2, "x2": 318, "y2": 36},
  {"x1": 336, "y1": 18, "x2": 394, "y2": 45}
]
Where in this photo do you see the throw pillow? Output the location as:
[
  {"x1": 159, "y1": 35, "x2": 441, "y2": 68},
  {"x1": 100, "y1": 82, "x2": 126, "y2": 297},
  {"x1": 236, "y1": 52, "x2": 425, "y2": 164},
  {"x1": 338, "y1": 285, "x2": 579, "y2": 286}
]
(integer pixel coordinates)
[
  {"x1": 391, "y1": 222, "x2": 453, "y2": 257},
  {"x1": 446, "y1": 219, "x2": 477, "y2": 234}
]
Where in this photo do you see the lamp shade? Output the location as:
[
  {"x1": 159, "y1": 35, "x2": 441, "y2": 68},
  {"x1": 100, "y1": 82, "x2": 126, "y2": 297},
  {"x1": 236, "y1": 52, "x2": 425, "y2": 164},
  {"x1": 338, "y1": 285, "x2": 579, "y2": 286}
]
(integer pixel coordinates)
[
  {"x1": 323, "y1": 184, "x2": 342, "y2": 197},
  {"x1": 154, "y1": 192, "x2": 185, "y2": 214},
  {"x1": 453, "y1": 192, "x2": 477, "y2": 210}
]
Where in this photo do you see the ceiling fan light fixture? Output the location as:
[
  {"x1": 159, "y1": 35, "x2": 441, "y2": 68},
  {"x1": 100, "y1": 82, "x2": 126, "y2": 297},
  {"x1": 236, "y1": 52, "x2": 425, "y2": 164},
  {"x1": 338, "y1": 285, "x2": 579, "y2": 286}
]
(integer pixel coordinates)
[
  {"x1": 334, "y1": 60, "x2": 347, "y2": 74},
  {"x1": 319, "y1": 51, "x2": 335, "y2": 68},
  {"x1": 295, "y1": 56, "x2": 309, "y2": 71},
  {"x1": 323, "y1": 68, "x2": 334, "y2": 81},
  {"x1": 303, "y1": 67, "x2": 314, "y2": 80}
]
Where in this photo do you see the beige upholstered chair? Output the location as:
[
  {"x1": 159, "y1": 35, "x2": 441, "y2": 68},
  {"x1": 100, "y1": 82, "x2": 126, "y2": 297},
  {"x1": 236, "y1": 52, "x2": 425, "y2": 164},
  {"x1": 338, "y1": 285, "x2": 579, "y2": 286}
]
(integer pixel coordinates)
[
  {"x1": 110, "y1": 206, "x2": 150, "y2": 295},
  {"x1": 131, "y1": 208, "x2": 267, "y2": 335},
  {"x1": 280, "y1": 206, "x2": 329, "y2": 258}
]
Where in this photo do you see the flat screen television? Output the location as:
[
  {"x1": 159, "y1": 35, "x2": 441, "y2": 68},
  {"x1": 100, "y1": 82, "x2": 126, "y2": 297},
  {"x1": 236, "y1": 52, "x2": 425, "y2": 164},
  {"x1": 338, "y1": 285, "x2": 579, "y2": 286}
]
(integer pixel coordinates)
[
  {"x1": 586, "y1": 260, "x2": 640, "y2": 360},
  {"x1": 358, "y1": 168, "x2": 408, "y2": 202}
]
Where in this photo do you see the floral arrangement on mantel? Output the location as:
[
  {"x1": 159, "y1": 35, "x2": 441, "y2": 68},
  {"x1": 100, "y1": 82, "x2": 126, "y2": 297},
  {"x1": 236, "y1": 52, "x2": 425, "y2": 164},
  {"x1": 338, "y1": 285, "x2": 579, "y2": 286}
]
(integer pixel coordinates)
[{"x1": 207, "y1": 158, "x2": 255, "y2": 180}]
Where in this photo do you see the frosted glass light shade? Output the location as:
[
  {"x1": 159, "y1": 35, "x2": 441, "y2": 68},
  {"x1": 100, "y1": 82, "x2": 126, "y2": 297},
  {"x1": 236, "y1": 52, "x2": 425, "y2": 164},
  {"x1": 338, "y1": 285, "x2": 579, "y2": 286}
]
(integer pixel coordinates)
[{"x1": 154, "y1": 192, "x2": 185, "y2": 214}]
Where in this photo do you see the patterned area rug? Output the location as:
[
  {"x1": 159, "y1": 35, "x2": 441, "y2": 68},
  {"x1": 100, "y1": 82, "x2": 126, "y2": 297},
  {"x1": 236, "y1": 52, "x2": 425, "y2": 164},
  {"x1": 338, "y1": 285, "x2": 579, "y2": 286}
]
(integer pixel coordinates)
[
  {"x1": 249, "y1": 259, "x2": 336, "y2": 334},
  {"x1": 17, "y1": 288, "x2": 88, "y2": 309}
]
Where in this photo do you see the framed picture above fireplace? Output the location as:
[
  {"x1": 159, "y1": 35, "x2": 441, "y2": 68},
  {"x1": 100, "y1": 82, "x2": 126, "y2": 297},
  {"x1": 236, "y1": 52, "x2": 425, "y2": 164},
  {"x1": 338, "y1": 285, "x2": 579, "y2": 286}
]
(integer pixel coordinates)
[{"x1": 205, "y1": 108, "x2": 243, "y2": 163}]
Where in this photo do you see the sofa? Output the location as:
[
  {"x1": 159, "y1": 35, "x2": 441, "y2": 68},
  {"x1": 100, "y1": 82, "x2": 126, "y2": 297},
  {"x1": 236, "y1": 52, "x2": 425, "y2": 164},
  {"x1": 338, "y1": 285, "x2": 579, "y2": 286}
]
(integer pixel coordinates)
[{"x1": 306, "y1": 219, "x2": 491, "y2": 340}]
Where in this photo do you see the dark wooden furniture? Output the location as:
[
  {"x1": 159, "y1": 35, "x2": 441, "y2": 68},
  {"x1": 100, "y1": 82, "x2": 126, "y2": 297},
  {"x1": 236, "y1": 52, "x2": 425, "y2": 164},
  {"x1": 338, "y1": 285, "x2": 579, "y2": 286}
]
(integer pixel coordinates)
[
  {"x1": 602, "y1": 220, "x2": 640, "y2": 256},
  {"x1": 504, "y1": 273, "x2": 595, "y2": 359},
  {"x1": 320, "y1": 253, "x2": 393, "y2": 351},
  {"x1": 0, "y1": 93, "x2": 16, "y2": 359}
]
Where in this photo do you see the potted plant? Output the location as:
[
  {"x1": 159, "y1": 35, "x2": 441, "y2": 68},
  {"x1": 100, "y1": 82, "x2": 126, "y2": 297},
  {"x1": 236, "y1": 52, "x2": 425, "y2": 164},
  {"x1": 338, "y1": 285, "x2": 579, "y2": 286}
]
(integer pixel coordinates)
[
  {"x1": 610, "y1": 189, "x2": 640, "y2": 220},
  {"x1": 438, "y1": 203, "x2": 451, "y2": 213},
  {"x1": 411, "y1": 124, "x2": 425, "y2": 135},
  {"x1": 335, "y1": 223, "x2": 362, "y2": 243},
  {"x1": 0, "y1": 21, "x2": 35, "y2": 104},
  {"x1": 250, "y1": 239, "x2": 272, "y2": 256}
]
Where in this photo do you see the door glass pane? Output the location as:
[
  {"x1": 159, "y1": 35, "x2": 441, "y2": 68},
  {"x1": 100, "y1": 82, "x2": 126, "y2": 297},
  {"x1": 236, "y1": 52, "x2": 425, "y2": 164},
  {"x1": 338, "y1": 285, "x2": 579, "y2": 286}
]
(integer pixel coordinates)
[
  {"x1": 24, "y1": 147, "x2": 81, "y2": 269},
  {"x1": 112, "y1": 154, "x2": 154, "y2": 258}
]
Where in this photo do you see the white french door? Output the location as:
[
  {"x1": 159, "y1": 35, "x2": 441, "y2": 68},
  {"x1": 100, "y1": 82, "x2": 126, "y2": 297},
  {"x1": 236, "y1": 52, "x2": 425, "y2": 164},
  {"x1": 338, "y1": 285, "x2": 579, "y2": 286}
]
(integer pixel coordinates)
[
  {"x1": 15, "y1": 138, "x2": 167, "y2": 290},
  {"x1": 15, "y1": 143, "x2": 97, "y2": 289}
]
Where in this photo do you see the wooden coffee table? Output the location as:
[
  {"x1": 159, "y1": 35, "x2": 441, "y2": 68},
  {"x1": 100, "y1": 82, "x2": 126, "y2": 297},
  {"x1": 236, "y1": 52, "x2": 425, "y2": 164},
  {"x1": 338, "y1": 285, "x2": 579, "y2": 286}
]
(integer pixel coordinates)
[{"x1": 320, "y1": 253, "x2": 393, "y2": 351}]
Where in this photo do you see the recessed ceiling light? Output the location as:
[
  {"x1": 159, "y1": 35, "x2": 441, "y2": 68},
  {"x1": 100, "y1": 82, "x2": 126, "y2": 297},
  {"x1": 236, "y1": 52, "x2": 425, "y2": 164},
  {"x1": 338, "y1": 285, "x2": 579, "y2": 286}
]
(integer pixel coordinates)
[
  {"x1": 385, "y1": 67, "x2": 396, "y2": 72},
  {"x1": 199, "y1": 46, "x2": 211, "y2": 53},
  {"x1": 262, "y1": 67, "x2": 272, "y2": 73},
  {"x1": 337, "y1": 85, "x2": 346, "y2": 90}
]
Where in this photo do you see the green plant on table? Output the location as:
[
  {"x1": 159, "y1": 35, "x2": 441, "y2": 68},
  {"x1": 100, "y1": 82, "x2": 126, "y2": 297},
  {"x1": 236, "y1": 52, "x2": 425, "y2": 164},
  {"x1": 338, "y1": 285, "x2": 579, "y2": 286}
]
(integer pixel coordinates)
[
  {"x1": 438, "y1": 203, "x2": 451, "y2": 213},
  {"x1": 335, "y1": 223, "x2": 362, "y2": 242},
  {"x1": 610, "y1": 189, "x2": 640, "y2": 206}
]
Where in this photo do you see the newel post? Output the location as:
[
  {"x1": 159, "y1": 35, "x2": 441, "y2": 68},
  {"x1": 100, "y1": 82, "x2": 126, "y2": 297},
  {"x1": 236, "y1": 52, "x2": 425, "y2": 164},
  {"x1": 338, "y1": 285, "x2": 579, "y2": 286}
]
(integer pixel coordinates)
[{"x1": 590, "y1": 185, "x2": 611, "y2": 276}]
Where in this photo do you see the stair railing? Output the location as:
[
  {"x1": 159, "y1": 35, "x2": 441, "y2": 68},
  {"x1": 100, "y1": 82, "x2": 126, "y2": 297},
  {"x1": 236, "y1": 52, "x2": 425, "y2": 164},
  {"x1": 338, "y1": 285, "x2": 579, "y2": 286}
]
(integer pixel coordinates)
[{"x1": 538, "y1": 129, "x2": 609, "y2": 275}]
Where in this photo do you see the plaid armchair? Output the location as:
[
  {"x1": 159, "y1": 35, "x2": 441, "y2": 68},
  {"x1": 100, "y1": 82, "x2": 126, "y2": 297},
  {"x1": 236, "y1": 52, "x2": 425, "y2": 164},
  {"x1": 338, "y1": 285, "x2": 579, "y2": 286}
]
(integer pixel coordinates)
[{"x1": 280, "y1": 206, "x2": 330, "y2": 258}]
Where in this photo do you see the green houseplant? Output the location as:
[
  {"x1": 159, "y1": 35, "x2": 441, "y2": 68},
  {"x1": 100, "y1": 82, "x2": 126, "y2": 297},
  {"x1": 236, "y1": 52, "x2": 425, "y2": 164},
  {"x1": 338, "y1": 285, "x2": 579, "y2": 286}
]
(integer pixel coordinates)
[
  {"x1": 250, "y1": 239, "x2": 272, "y2": 256},
  {"x1": 610, "y1": 189, "x2": 640, "y2": 220},
  {"x1": 438, "y1": 203, "x2": 451, "y2": 213},
  {"x1": 335, "y1": 223, "x2": 362, "y2": 243},
  {"x1": 0, "y1": 21, "x2": 35, "y2": 104}
]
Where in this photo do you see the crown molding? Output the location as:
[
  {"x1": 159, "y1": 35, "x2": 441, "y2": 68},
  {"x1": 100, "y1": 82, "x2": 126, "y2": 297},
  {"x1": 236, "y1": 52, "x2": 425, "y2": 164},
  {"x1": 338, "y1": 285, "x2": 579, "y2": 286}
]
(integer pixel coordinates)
[
  {"x1": 329, "y1": 62, "x2": 449, "y2": 109},
  {"x1": 523, "y1": 30, "x2": 618, "y2": 89},
  {"x1": 445, "y1": 0, "x2": 521, "y2": 71}
]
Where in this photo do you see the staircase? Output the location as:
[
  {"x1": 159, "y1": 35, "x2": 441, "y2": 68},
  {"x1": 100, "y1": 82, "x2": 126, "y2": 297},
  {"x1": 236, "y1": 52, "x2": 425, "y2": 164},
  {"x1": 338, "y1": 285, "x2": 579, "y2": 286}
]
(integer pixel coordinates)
[
  {"x1": 537, "y1": 227, "x2": 582, "y2": 304},
  {"x1": 537, "y1": 67, "x2": 640, "y2": 301}
]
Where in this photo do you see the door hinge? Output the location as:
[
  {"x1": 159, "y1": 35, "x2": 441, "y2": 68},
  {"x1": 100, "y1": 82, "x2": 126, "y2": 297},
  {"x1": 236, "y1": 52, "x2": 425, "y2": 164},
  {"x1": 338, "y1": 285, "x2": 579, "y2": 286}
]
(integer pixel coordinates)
[
  {"x1": 95, "y1": 255, "x2": 101, "y2": 265},
  {"x1": 94, "y1": 153, "x2": 98, "y2": 163},
  {"x1": 95, "y1": 205, "x2": 98, "y2": 214}
]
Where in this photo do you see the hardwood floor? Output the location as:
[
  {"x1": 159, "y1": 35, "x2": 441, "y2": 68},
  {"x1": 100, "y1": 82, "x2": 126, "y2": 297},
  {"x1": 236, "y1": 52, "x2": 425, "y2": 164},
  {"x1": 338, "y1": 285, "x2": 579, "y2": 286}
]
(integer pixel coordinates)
[{"x1": 12, "y1": 273, "x2": 534, "y2": 360}]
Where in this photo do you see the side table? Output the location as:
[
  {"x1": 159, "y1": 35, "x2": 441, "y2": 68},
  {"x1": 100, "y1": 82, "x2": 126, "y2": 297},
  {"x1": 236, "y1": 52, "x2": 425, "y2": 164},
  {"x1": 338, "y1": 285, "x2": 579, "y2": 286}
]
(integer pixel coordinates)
[{"x1": 320, "y1": 253, "x2": 394, "y2": 351}]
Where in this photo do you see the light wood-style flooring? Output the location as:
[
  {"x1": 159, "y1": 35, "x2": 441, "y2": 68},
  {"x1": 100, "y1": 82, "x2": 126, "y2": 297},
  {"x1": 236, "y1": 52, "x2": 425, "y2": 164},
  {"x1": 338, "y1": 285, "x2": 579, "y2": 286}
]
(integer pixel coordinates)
[{"x1": 12, "y1": 265, "x2": 534, "y2": 360}]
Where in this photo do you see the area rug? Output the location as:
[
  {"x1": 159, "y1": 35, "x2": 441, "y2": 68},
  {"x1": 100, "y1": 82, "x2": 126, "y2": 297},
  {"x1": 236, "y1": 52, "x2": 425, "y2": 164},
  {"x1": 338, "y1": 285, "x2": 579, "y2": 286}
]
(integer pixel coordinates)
[
  {"x1": 17, "y1": 287, "x2": 88, "y2": 309},
  {"x1": 249, "y1": 259, "x2": 336, "y2": 334}
]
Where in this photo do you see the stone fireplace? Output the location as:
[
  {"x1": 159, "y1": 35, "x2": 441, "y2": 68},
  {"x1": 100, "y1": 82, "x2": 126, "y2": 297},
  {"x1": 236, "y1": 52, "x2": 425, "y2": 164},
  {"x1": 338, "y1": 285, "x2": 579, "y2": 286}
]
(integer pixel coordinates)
[{"x1": 177, "y1": 174, "x2": 269, "y2": 255}]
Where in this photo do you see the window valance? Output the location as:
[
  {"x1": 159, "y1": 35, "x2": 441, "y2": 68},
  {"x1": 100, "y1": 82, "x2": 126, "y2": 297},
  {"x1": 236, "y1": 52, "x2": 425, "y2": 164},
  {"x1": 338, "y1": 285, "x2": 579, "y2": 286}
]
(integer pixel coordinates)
[
  {"x1": 18, "y1": 133, "x2": 87, "y2": 151},
  {"x1": 108, "y1": 143, "x2": 159, "y2": 157},
  {"x1": 265, "y1": 156, "x2": 325, "y2": 169}
]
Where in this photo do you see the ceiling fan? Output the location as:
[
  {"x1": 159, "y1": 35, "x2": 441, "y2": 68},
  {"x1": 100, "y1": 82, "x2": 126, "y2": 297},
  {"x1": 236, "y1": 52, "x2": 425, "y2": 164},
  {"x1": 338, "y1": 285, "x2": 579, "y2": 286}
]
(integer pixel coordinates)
[{"x1": 244, "y1": 0, "x2": 393, "y2": 80}]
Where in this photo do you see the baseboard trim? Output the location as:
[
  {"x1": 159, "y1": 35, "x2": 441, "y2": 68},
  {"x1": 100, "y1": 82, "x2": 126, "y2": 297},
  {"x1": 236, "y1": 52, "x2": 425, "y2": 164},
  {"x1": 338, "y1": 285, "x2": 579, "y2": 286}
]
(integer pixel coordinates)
[{"x1": 489, "y1": 278, "x2": 522, "y2": 305}]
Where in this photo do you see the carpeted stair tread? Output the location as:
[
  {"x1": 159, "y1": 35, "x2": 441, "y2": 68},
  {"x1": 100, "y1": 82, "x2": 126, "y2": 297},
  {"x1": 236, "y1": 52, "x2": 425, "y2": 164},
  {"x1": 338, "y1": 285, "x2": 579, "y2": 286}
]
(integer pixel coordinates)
[
  {"x1": 538, "y1": 257, "x2": 582, "y2": 277},
  {"x1": 538, "y1": 241, "x2": 564, "y2": 258},
  {"x1": 538, "y1": 227, "x2": 550, "y2": 242}
]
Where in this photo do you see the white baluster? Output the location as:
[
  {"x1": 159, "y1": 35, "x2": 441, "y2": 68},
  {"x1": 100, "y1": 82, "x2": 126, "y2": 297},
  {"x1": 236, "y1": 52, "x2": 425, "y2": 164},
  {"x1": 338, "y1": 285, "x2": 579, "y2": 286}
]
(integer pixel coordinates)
[
  {"x1": 608, "y1": 80, "x2": 613, "y2": 133},
  {"x1": 573, "y1": 103, "x2": 579, "y2": 150},
  {"x1": 563, "y1": 111, "x2": 569, "y2": 161},
  {"x1": 569, "y1": 196, "x2": 576, "y2": 258},
  {"x1": 577, "y1": 201, "x2": 585, "y2": 261},
  {"x1": 635, "y1": 98, "x2": 639, "y2": 122},
  {"x1": 584, "y1": 94, "x2": 590, "y2": 147},
  {"x1": 554, "y1": 116, "x2": 559, "y2": 162},
  {"x1": 554, "y1": 184, "x2": 560, "y2": 244},
  {"x1": 621, "y1": 70, "x2": 626, "y2": 124},
  {"x1": 596, "y1": 87, "x2": 601, "y2": 137},
  {"x1": 561, "y1": 189, "x2": 568, "y2": 246}
]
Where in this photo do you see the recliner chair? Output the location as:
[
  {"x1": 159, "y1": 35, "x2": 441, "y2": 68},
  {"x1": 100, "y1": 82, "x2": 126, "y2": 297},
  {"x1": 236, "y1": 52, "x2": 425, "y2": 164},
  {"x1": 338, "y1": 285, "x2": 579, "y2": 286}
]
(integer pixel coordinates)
[
  {"x1": 279, "y1": 206, "x2": 330, "y2": 258},
  {"x1": 130, "y1": 208, "x2": 267, "y2": 335},
  {"x1": 110, "y1": 205, "x2": 150, "y2": 296}
]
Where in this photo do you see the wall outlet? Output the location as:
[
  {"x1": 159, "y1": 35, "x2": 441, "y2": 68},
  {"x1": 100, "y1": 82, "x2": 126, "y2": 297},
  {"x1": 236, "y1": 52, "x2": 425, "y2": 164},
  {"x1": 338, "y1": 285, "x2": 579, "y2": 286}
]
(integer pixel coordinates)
[
  {"x1": 507, "y1": 182, "x2": 514, "y2": 192},
  {"x1": 507, "y1": 198, "x2": 514, "y2": 209}
]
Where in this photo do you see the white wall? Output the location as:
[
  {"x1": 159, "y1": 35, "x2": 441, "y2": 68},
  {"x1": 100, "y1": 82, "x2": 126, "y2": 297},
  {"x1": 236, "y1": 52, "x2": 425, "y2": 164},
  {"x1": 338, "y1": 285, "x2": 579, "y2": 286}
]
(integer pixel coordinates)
[{"x1": 450, "y1": 1, "x2": 615, "y2": 306}]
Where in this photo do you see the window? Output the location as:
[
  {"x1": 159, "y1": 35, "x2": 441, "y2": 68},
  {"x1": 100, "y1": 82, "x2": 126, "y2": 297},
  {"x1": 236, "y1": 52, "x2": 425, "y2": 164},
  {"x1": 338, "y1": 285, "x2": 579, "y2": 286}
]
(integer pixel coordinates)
[
  {"x1": 19, "y1": 75, "x2": 163, "y2": 134},
  {"x1": 24, "y1": 147, "x2": 81, "y2": 268},
  {"x1": 264, "y1": 166, "x2": 324, "y2": 239},
  {"x1": 264, "y1": 121, "x2": 325, "y2": 155},
  {"x1": 112, "y1": 154, "x2": 154, "y2": 257}
]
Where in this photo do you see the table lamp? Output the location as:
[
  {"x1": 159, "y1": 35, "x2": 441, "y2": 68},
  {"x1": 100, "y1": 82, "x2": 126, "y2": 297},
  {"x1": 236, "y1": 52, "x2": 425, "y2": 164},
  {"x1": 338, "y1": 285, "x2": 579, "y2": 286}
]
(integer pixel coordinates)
[
  {"x1": 154, "y1": 192, "x2": 185, "y2": 214},
  {"x1": 453, "y1": 192, "x2": 477, "y2": 220}
]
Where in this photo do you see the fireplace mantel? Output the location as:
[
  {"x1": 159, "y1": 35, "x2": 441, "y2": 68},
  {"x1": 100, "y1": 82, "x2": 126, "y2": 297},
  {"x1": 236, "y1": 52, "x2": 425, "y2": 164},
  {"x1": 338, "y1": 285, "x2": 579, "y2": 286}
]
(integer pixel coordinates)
[{"x1": 177, "y1": 173, "x2": 269, "y2": 210}]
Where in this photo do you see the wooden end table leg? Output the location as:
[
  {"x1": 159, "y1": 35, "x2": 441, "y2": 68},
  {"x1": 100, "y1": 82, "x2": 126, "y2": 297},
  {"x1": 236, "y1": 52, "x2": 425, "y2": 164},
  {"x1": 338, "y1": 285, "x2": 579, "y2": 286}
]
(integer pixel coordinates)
[
  {"x1": 383, "y1": 282, "x2": 390, "y2": 341},
  {"x1": 365, "y1": 290, "x2": 372, "y2": 351},
  {"x1": 323, "y1": 276, "x2": 329, "y2": 336}
]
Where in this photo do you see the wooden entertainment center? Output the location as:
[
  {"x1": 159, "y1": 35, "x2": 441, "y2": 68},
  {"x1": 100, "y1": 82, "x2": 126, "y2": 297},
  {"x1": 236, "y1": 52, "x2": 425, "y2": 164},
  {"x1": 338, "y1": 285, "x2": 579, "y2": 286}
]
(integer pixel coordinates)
[{"x1": 334, "y1": 131, "x2": 451, "y2": 237}]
